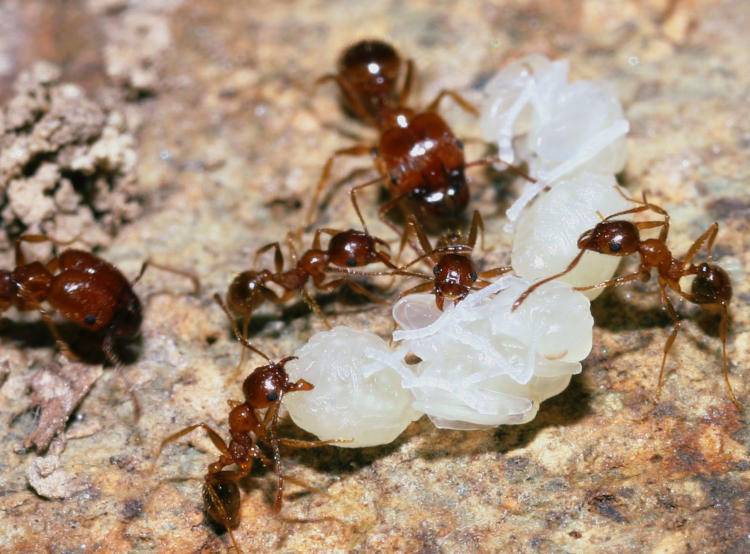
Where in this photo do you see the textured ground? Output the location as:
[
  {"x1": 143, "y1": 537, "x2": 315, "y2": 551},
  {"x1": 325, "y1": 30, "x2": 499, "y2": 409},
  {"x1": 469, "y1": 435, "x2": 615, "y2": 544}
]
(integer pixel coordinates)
[{"x1": 0, "y1": 1, "x2": 748, "y2": 553}]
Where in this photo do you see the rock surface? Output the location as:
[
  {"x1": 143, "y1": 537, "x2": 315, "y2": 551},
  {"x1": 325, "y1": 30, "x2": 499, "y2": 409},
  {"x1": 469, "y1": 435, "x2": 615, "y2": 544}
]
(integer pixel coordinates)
[{"x1": 0, "y1": 0, "x2": 748, "y2": 552}]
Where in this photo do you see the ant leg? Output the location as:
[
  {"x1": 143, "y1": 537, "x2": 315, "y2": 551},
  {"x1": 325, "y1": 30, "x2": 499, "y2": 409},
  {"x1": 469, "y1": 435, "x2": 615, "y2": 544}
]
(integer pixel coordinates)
[
  {"x1": 465, "y1": 155, "x2": 536, "y2": 183},
  {"x1": 398, "y1": 281, "x2": 436, "y2": 298},
  {"x1": 299, "y1": 287, "x2": 332, "y2": 329},
  {"x1": 152, "y1": 423, "x2": 232, "y2": 470},
  {"x1": 466, "y1": 210, "x2": 488, "y2": 251},
  {"x1": 476, "y1": 266, "x2": 512, "y2": 281},
  {"x1": 203, "y1": 475, "x2": 242, "y2": 554},
  {"x1": 656, "y1": 283, "x2": 682, "y2": 401},
  {"x1": 306, "y1": 144, "x2": 374, "y2": 226},
  {"x1": 135, "y1": 260, "x2": 201, "y2": 296},
  {"x1": 349, "y1": 174, "x2": 387, "y2": 234},
  {"x1": 399, "y1": 58, "x2": 415, "y2": 104},
  {"x1": 311, "y1": 228, "x2": 340, "y2": 250},
  {"x1": 426, "y1": 89, "x2": 479, "y2": 117},
  {"x1": 213, "y1": 293, "x2": 271, "y2": 362},
  {"x1": 512, "y1": 249, "x2": 587, "y2": 311},
  {"x1": 317, "y1": 277, "x2": 389, "y2": 304},
  {"x1": 682, "y1": 223, "x2": 719, "y2": 267},
  {"x1": 574, "y1": 270, "x2": 645, "y2": 292},
  {"x1": 254, "y1": 242, "x2": 285, "y2": 274},
  {"x1": 278, "y1": 437, "x2": 349, "y2": 448}
]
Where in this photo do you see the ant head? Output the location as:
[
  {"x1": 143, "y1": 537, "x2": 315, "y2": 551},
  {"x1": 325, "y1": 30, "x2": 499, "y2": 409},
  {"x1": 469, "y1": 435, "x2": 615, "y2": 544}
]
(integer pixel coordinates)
[
  {"x1": 226, "y1": 270, "x2": 268, "y2": 317},
  {"x1": 203, "y1": 479, "x2": 241, "y2": 529},
  {"x1": 578, "y1": 220, "x2": 640, "y2": 256},
  {"x1": 242, "y1": 356, "x2": 309, "y2": 409},
  {"x1": 419, "y1": 168, "x2": 469, "y2": 218},
  {"x1": 433, "y1": 253, "x2": 478, "y2": 308},
  {"x1": 327, "y1": 230, "x2": 379, "y2": 268},
  {"x1": 690, "y1": 263, "x2": 732, "y2": 305},
  {"x1": 339, "y1": 40, "x2": 401, "y2": 104}
]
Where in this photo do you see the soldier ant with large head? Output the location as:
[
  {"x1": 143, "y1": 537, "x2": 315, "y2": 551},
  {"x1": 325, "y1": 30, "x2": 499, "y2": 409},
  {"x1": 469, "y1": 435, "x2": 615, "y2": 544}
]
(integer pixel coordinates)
[
  {"x1": 153, "y1": 295, "x2": 342, "y2": 551},
  {"x1": 309, "y1": 39, "x2": 532, "y2": 231},
  {"x1": 512, "y1": 193, "x2": 741, "y2": 408}
]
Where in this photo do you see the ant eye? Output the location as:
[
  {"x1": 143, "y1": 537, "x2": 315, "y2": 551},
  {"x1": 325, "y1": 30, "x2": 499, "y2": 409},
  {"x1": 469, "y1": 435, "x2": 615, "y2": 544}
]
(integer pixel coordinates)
[
  {"x1": 347, "y1": 257, "x2": 357, "y2": 267},
  {"x1": 433, "y1": 265, "x2": 440, "y2": 275},
  {"x1": 609, "y1": 242, "x2": 622, "y2": 253},
  {"x1": 456, "y1": 139, "x2": 464, "y2": 150},
  {"x1": 84, "y1": 315, "x2": 96, "y2": 326},
  {"x1": 266, "y1": 392, "x2": 278, "y2": 402},
  {"x1": 469, "y1": 272, "x2": 477, "y2": 281}
]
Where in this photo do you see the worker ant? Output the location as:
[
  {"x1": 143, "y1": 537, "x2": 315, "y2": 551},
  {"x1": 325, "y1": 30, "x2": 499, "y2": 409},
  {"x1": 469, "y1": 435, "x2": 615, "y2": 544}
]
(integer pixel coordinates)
[
  {"x1": 0, "y1": 235, "x2": 199, "y2": 365},
  {"x1": 512, "y1": 193, "x2": 741, "y2": 408},
  {"x1": 226, "y1": 226, "x2": 398, "y2": 337},
  {"x1": 309, "y1": 39, "x2": 532, "y2": 231},
  {"x1": 153, "y1": 295, "x2": 342, "y2": 551},
  {"x1": 394, "y1": 210, "x2": 511, "y2": 310}
]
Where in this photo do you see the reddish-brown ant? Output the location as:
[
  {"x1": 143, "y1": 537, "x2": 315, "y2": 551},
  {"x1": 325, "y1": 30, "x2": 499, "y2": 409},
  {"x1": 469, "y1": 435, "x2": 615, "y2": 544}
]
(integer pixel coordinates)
[
  {"x1": 395, "y1": 210, "x2": 511, "y2": 310},
  {"x1": 309, "y1": 39, "x2": 531, "y2": 230},
  {"x1": 226, "y1": 226, "x2": 398, "y2": 337},
  {"x1": 0, "y1": 235, "x2": 199, "y2": 366},
  {"x1": 153, "y1": 295, "x2": 342, "y2": 551},
  {"x1": 512, "y1": 194, "x2": 741, "y2": 408},
  {"x1": 0, "y1": 236, "x2": 144, "y2": 365}
]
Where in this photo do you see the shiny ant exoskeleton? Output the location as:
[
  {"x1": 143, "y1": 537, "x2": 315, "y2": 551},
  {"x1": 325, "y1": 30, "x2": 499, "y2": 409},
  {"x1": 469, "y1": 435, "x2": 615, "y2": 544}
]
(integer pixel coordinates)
[
  {"x1": 153, "y1": 295, "x2": 341, "y2": 551},
  {"x1": 309, "y1": 39, "x2": 531, "y2": 230},
  {"x1": 512, "y1": 194, "x2": 741, "y2": 408},
  {"x1": 0, "y1": 235, "x2": 199, "y2": 366},
  {"x1": 396, "y1": 210, "x2": 511, "y2": 310},
  {"x1": 0, "y1": 236, "x2": 144, "y2": 365}
]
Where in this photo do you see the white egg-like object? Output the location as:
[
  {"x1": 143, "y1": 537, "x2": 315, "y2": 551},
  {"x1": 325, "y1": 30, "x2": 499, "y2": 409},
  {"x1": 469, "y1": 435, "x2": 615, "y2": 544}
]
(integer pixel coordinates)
[
  {"x1": 391, "y1": 276, "x2": 593, "y2": 430},
  {"x1": 283, "y1": 327, "x2": 422, "y2": 448},
  {"x1": 511, "y1": 174, "x2": 633, "y2": 299}
]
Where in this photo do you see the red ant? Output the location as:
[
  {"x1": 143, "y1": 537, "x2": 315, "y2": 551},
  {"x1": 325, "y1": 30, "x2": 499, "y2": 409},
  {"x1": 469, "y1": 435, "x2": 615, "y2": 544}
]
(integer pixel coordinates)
[
  {"x1": 226, "y1": 226, "x2": 398, "y2": 335},
  {"x1": 153, "y1": 295, "x2": 342, "y2": 552},
  {"x1": 394, "y1": 210, "x2": 511, "y2": 310},
  {"x1": 0, "y1": 235, "x2": 199, "y2": 366},
  {"x1": 512, "y1": 194, "x2": 741, "y2": 408},
  {"x1": 0, "y1": 235, "x2": 144, "y2": 365},
  {"x1": 309, "y1": 39, "x2": 531, "y2": 230}
]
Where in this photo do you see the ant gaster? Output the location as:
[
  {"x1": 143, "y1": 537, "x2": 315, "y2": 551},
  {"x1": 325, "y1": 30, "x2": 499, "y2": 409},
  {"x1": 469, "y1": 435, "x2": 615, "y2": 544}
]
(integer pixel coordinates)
[
  {"x1": 396, "y1": 210, "x2": 511, "y2": 310},
  {"x1": 309, "y1": 39, "x2": 532, "y2": 229},
  {"x1": 154, "y1": 295, "x2": 342, "y2": 552},
  {"x1": 512, "y1": 193, "x2": 741, "y2": 408}
]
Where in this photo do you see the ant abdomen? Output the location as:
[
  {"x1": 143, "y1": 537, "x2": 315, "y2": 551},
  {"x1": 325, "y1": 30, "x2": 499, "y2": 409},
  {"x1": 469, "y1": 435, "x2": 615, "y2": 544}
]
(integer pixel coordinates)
[
  {"x1": 226, "y1": 270, "x2": 270, "y2": 317},
  {"x1": 203, "y1": 476, "x2": 241, "y2": 529},
  {"x1": 691, "y1": 263, "x2": 732, "y2": 305}
]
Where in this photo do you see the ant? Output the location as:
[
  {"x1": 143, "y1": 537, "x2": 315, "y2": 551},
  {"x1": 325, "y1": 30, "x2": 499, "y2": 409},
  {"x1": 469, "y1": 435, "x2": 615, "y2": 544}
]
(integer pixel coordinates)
[
  {"x1": 309, "y1": 39, "x2": 531, "y2": 231},
  {"x1": 153, "y1": 295, "x2": 342, "y2": 552},
  {"x1": 226, "y1": 226, "x2": 398, "y2": 340},
  {"x1": 395, "y1": 210, "x2": 511, "y2": 310},
  {"x1": 0, "y1": 235, "x2": 145, "y2": 365},
  {"x1": 512, "y1": 193, "x2": 741, "y2": 408},
  {"x1": 0, "y1": 235, "x2": 199, "y2": 366}
]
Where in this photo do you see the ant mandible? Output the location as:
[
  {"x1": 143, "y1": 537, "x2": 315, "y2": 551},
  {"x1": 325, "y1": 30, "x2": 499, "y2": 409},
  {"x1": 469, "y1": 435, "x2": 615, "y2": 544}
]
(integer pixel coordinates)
[
  {"x1": 395, "y1": 210, "x2": 511, "y2": 310},
  {"x1": 0, "y1": 235, "x2": 144, "y2": 365},
  {"x1": 309, "y1": 39, "x2": 532, "y2": 230},
  {"x1": 512, "y1": 193, "x2": 741, "y2": 408},
  {"x1": 153, "y1": 295, "x2": 341, "y2": 551}
]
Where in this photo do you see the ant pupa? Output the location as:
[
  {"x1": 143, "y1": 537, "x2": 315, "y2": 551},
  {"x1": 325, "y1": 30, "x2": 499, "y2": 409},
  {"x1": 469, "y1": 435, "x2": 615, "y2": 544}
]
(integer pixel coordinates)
[
  {"x1": 153, "y1": 295, "x2": 343, "y2": 551},
  {"x1": 309, "y1": 39, "x2": 532, "y2": 231},
  {"x1": 395, "y1": 210, "x2": 511, "y2": 310},
  {"x1": 512, "y1": 194, "x2": 741, "y2": 408}
]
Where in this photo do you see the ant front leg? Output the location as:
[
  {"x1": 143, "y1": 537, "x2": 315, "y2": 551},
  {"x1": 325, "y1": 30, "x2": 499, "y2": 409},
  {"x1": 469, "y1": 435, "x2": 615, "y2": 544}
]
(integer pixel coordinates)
[
  {"x1": 426, "y1": 89, "x2": 479, "y2": 117},
  {"x1": 307, "y1": 144, "x2": 375, "y2": 226}
]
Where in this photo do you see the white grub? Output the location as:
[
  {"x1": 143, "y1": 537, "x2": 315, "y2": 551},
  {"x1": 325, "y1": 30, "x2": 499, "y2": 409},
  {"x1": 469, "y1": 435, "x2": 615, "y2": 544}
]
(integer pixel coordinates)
[
  {"x1": 511, "y1": 176, "x2": 633, "y2": 299},
  {"x1": 479, "y1": 55, "x2": 628, "y2": 224},
  {"x1": 283, "y1": 327, "x2": 422, "y2": 448},
  {"x1": 391, "y1": 276, "x2": 593, "y2": 430}
]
